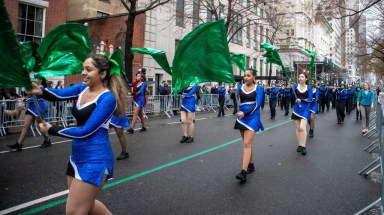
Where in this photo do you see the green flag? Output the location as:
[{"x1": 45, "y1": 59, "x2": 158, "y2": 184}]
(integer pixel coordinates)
[
  {"x1": 304, "y1": 48, "x2": 316, "y2": 84},
  {"x1": 34, "y1": 23, "x2": 90, "y2": 79},
  {"x1": 20, "y1": 41, "x2": 39, "y2": 73},
  {"x1": 131, "y1": 48, "x2": 172, "y2": 75},
  {"x1": 110, "y1": 49, "x2": 125, "y2": 75},
  {"x1": 231, "y1": 53, "x2": 246, "y2": 72},
  {"x1": 260, "y1": 43, "x2": 289, "y2": 81},
  {"x1": 0, "y1": 0, "x2": 33, "y2": 89},
  {"x1": 172, "y1": 19, "x2": 234, "y2": 94}
]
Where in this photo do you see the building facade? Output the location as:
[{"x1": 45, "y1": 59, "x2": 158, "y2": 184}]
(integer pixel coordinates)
[{"x1": 4, "y1": 0, "x2": 67, "y2": 85}]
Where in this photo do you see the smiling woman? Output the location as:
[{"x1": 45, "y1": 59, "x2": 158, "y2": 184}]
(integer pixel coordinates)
[{"x1": 27, "y1": 54, "x2": 127, "y2": 214}]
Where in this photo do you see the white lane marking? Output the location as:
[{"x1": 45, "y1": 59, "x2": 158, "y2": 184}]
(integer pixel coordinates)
[
  {"x1": 166, "y1": 118, "x2": 206, "y2": 125},
  {"x1": 0, "y1": 190, "x2": 69, "y2": 214},
  {"x1": 0, "y1": 140, "x2": 71, "y2": 154},
  {"x1": 0, "y1": 128, "x2": 143, "y2": 154}
]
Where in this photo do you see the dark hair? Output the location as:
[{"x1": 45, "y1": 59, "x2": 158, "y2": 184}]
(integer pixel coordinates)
[
  {"x1": 137, "y1": 72, "x2": 146, "y2": 82},
  {"x1": 245, "y1": 68, "x2": 257, "y2": 76},
  {"x1": 41, "y1": 78, "x2": 47, "y2": 88},
  {"x1": 312, "y1": 80, "x2": 317, "y2": 87},
  {"x1": 55, "y1": 80, "x2": 63, "y2": 89},
  {"x1": 88, "y1": 54, "x2": 127, "y2": 116}
]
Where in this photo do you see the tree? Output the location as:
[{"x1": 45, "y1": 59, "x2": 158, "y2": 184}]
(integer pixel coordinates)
[{"x1": 120, "y1": 0, "x2": 173, "y2": 82}]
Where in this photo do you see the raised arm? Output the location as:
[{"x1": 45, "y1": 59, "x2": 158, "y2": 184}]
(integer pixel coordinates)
[{"x1": 41, "y1": 83, "x2": 87, "y2": 101}]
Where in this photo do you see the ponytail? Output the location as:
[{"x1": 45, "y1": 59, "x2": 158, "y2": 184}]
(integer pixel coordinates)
[{"x1": 107, "y1": 74, "x2": 127, "y2": 116}]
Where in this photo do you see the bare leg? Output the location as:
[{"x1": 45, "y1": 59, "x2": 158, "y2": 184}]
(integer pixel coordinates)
[
  {"x1": 130, "y1": 106, "x2": 140, "y2": 129},
  {"x1": 242, "y1": 130, "x2": 256, "y2": 170},
  {"x1": 310, "y1": 113, "x2": 316, "y2": 130},
  {"x1": 298, "y1": 119, "x2": 308, "y2": 146},
  {"x1": 180, "y1": 111, "x2": 187, "y2": 137},
  {"x1": 17, "y1": 114, "x2": 34, "y2": 145},
  {"x1": 66, "y1": 175, "x2": 111, "y2": 215},
  {"x1": 114, "y1": 127, "x2": 127, "y2": 152},
  {"x1": 138, "y1": 108, "x2": 146, "y2": 128},
  {"x1": 187, "y1": 112, "x2": 195, "y2": 137}
]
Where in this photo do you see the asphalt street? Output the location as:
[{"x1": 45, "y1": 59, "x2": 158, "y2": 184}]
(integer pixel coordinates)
[{"x1": 0, "y1": 106, "x2": 381, "y2": 215}]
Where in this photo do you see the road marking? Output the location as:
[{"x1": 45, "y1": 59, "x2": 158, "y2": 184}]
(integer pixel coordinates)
[
  {"x1": 1, "y1": 120, "x2": 292, "y2": 214},
  {"x1": 166, "y1": 117, "x2": 206, "y2": 125},
  {"x1": 0, "y1": 128, "x2": 143, "y2": 154},
  {"x1": 0, "y1": 140, "x2": 71, "y2": 154}
]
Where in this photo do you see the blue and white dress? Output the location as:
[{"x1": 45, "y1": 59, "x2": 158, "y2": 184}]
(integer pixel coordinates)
[
  {"x1": 180, "y1": 85, "x2": 199, "y2": 113},
  {"x1": 110, "y1": 115, "x2": 130, "y2": 128},
  {"x1": 26, "y1": 86, "x2": 46, "y2": 117},
  {"x1": 310, "y1": 88, "x2": 319, "y2": 114},
  {"x1": 234, "y1": 84, "x2": 264, "y2": 132},
  {"x1": 291, "y1": 84, "x2": 313, "y2": 121},
  {"x1": 134, "y1": 82, "x2": 147, "y2": 108},
  {"x1": 41, "y1": 83, "x2": 116, "y2": 186}
]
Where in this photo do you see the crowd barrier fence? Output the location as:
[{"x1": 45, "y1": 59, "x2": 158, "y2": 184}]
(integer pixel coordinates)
[
  {"x1": 355, "y1": 93, "x2": 384, "y2": 215},
  {"x1": 0, "y1": 94, "x2": 232, "y2": 136}
]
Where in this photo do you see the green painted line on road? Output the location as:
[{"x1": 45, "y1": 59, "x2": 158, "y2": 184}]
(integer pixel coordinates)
[{"x1": 19, "y1": 119, "x2": 292, "y2": 215}]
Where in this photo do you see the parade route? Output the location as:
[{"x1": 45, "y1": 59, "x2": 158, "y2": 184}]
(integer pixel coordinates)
[{"x1": 0, "y1": 108, "x2": 381, "y2": 214}]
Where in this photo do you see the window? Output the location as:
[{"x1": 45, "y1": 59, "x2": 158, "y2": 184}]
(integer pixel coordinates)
[
  {"x1": 176, "y1": 0, "x2": 185, "y2": 27},
  {"x1": 219, "y1": 4, "x2": 224, "y2": 16},
  {"x1": 99, "y1": 0, "x2": 111, "y2": 3},
  {"x1": 253, "y1": 29, "x2": 257, "y2": 50},
  {"x1": 192, "y1": 0, "x2": 200, "y2": 28},
  {"x1": 260, "y1": 59, "x2": 264, "y2": 76},
  {"x1": 17, "y1": 3, "x2": 45, "y2": 43},
  {"x1": 266, "y1": 29, "x2": 269, "y2": 43},
  {"x1": 246, "y1": 56, "x2": 250, "y2": 68},
  {"x1": 229, "y1": 14, "x2": 243, "y2": 45},
  {"x1": 96, "y1": 11, "x2": 109, "y2": 17},
  {"x1": 207, "y1": 9, "x2": 212, "y2": 21},
  {"x1": 246, "y1": 20, "x2": 250, "y2": 48},
  {"x1": 291, "y1": 29, "x2": 294, "y2": 36},
  {"x1": 260, "y1": 25, "x2": 263, "y2": 43},
  {"x1": 286, "y1": 30, "x2": 289, "y2": 36}
]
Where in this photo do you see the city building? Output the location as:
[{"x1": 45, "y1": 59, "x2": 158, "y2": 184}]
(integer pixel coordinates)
[{"x1": 4, "y1": 0, "x2": 67, "y2": 85}]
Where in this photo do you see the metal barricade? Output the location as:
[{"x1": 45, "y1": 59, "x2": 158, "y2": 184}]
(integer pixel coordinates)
[{"x1": 355, "y1": 95, "x2": 384, "y2": 214}]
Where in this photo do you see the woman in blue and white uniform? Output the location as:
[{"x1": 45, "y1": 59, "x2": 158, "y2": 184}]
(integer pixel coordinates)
[
  {"x1": 179, "y1": 85, "x2": 198, "y2": 143},
  {"x1": 7, "y1": 78, "x2": 51, "y2": 151},
  {"x1": 309, "y1": 80, "x2": 319, "y2": 138},
  {"x1": 233, "y1": 69, "x2": 264, "y2": 182},
  {"x1": 34, "y1": 54, "x2": 126, "y2": 214},
  {"x1": 127, "y1": 72, "x2": 147, "y2": 133},
  {"x1": 291, "y1": 72, "x2": 313, "y2": 155}
]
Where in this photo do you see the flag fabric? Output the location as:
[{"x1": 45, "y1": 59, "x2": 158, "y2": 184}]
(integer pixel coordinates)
[
  {"x1": 20, "y1": 41, "x2": 39, "y2": 73},
  {"x1": 231, "y1": 53, "x2": 246, "y2": 72},
  {"x1": 110, "y1": 49, "x2": 125, "y2": 75},
  {"x1": 34, "y1": 23, "x2": 90, "y2": 79},
  {"x1": 304, "y1": 48, "x2": 316, "y2": 83},
  {"x1": 131, "y1": 48, "x2": 172, "y2": 75},
  {"x1": 0, "y1": 0, "x2": 33, "y2": 89},
  {"x1": 171, "y1": 19, "x2": 234, "y2": 94},
  {"x1": 260, "y1": 43, "x2": 290, "y2": 81}
]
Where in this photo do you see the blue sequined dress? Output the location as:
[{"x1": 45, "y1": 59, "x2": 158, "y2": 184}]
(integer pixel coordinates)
[
  {"x1": 180, "y1": 85, "x2": 198, "y2": 113},
  {"x1": 234, "y1": 84, "x2": 264, "y2": 132},
  {"x1": 41, "y1": 83, "x2": 116, "y2": 186},
  {"x1": 26, "y1": 86, "x2": 46, "y2": 116},
  {"x1": 291, "y1": 84, "x2": 313, "y2": 121}
]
